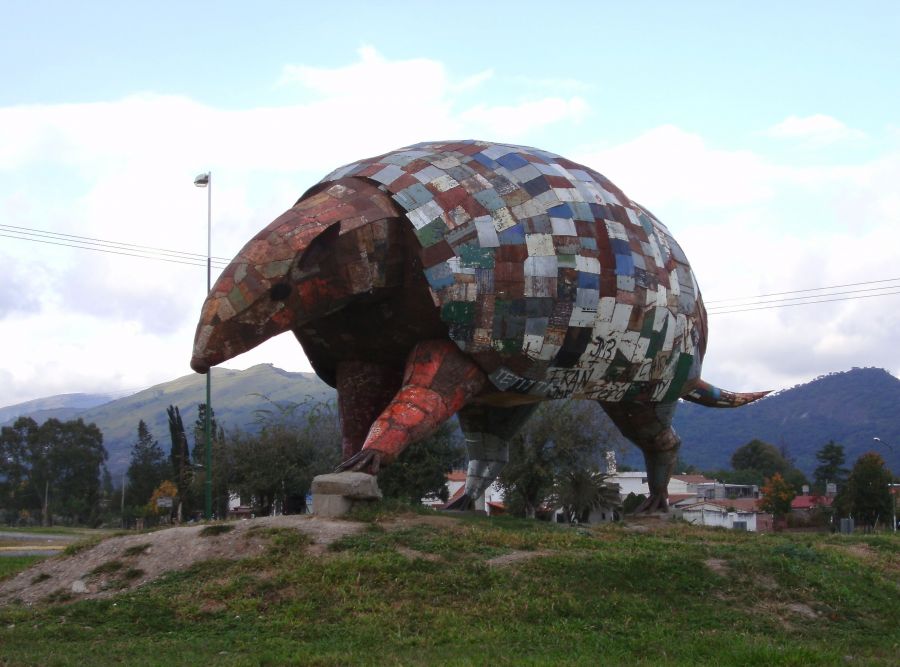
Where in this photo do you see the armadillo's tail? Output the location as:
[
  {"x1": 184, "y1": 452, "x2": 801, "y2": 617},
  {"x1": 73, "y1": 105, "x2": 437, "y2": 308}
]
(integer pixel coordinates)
[{"x1": 682, "y1": 379, "x2": 771, "y2": 408}]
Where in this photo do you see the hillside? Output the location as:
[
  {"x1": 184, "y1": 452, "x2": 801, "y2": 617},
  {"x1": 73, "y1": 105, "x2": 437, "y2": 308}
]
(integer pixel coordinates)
[
  {"x1": 3, "y1": 366, "x2": 898, "y2": 477},
  {"x1": 0, "y1": 511, "x2": 897, "y2": 665},
  {"x1": 2, "y1": 365, "x2": 335, "y2": 476},
  {"x1": 674, "y1": 367, "x2": 900, "y2": 475},
  {"x1": 0, "y1": 392, "x2": 124, "y2": 425}
]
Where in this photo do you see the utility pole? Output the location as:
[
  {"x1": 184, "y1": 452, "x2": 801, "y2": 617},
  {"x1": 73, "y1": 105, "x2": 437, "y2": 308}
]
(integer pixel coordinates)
[{"x1": 194, "y1": 171, "x2": 213, "y2": 521}]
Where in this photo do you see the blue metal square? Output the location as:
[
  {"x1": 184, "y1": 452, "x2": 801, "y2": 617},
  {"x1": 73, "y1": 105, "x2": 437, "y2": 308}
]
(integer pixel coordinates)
[
  {"x1": 577, "y1": 272, "x2": 600, "y2": 290},
  {"x1": 615, "y1": 254, "x2": 634, "y2": 276},
  {"x1": 496, "y1": 152, "x2": 530, "y2": 170},
  {"x1": 546, "y1": 203, "x2": 574, "y2": 219},
  {"x1": 498, "y1": 223, "x2": 526, "y2": 245}
]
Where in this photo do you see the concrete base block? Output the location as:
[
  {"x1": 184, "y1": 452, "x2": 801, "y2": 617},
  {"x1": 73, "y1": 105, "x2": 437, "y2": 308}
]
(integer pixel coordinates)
[
  {"x1": 311, "y1": 472, "x2": 382, "y2": 517},
  {"x1": 312, "y1": 494, "x2": 354, "y2": 518}
]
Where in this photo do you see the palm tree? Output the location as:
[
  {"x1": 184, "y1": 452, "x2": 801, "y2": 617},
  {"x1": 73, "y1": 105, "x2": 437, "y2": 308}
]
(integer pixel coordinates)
[{"x1": 553, "y1": 470, "x2": 621, "y2": 523}]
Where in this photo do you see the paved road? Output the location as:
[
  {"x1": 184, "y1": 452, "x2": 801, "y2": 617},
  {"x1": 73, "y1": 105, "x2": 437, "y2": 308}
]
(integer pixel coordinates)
[{"x1": 0, "y1": 530, "x2": 76, "y2": 557}]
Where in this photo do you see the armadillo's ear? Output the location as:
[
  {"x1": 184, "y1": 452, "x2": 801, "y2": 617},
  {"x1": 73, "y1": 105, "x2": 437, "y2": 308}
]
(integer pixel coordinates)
[{"x1": 290, "y1": 223, "x2": 341, "y2": 282}]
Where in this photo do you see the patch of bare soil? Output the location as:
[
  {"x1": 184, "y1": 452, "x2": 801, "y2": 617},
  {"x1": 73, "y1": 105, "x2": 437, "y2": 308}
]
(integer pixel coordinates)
[
  {"x1": 704, "y1": 558, "x2": 729, "y2": 576},
  {"x1": 0, "y1": 515, "x2": 365, "y2": 606},
  {"x1": 485, "y1": 549, "x2": 553, "y2": 567}
]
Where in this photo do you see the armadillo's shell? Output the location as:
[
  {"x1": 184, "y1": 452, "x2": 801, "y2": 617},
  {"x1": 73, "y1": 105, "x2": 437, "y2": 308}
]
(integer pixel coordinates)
[{"x1": 317, "y1": 140, "x2": 705, "y2": 403}]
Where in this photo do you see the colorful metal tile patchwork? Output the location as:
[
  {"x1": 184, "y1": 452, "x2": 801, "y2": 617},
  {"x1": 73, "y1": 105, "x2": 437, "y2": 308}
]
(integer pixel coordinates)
[{"x1": 191, "y1": 140, "x2": 768, "y2": 511}]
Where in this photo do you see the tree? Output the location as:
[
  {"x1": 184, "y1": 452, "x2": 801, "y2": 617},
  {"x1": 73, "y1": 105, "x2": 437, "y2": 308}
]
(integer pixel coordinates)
[
  {"x1": 37, "y1": 419, "x2": 107, "y2": 525},
  {"x1": 227, "y1": 398, "x2": 340, "y2": 516},
  {"x1": 190, "y1": 403, "x2": 228, "y2": 518},
  {"x1": 0, "y1": 417, "x2": 107, "y2": 526},
  {"x1": 729, "y1": 439, "x2": 808, "y2": 491},
  {"x1": 126, "y1": 420, "x2": 168, "y2": 508},
  {"x1": 167, "y1": 405, "x2": 192, "y2": 521},
  {"x1": 378, "y1": 421, "x2": 462, "y2": 504},
  {"x1": 812, "y1": 440, "x2": 848, "y2": 494},
  {"x1": 834, "y1": 452, "x2": 893, "y2": 529},
  {"x1": 552, "y1": 470, "x2": 621, "y2": 523},
  {"x1": 0, "y1": 417, "x2": 34, "y2": 521},
  {"x1": 191, "y1": 403, "x2": 224, "y2": 466},
  {"x1": 498, "y1": 401, "x2": 612, "y2": 519},
  {"x1": 759, "y1": 473, "x2": 796, "y2": 519}
]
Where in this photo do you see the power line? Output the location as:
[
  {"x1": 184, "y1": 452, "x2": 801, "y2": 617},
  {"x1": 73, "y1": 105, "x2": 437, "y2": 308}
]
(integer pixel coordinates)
[
  {"x1": 708, "y1": 290, "x2": 900, "y2": 315},
  {"x1": 0, "y1": 223, "x2": 233, "y2": 263},
  {"x1": 0, "y1": 232, "x2": 228, "y2": 269},
  {"x1": 706, "y1": 284, "x2": 900, "y2": 312},
  {"x1": 1, "y1": 224, "x2": 231, "y2": 269},
  {"x1": 705, "y1": 276, "x2": 900, "y2": 304},
  {"x1": 5, "y1": 222, "x2": 900, "y2": 314}
]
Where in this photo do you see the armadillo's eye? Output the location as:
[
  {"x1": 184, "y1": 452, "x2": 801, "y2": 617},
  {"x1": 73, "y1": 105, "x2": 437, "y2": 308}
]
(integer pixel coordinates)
[{"x1": 269, "y1": 283, "x2": 292, "y2": 301}]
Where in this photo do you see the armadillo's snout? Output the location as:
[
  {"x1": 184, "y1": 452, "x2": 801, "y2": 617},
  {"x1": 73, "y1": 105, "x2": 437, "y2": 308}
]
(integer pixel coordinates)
[{"x1": 190, "y1": 357, "x2": 210, "y2": 374}]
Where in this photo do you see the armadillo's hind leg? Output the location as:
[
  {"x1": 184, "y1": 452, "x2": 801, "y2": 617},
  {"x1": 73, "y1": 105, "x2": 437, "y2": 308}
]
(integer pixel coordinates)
[
  {"x1": 445, "y1": 403, "x2": 539, "y2": 511},
  {"x1": 599, "y1": 401, "x2": 681, "y2": 513},
  {"x1": 337, "y1": 340, "x2": 487, "y2": 475}
]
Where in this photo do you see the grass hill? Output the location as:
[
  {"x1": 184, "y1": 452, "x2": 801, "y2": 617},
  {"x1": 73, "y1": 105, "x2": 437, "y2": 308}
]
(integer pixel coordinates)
[{"x1": 0, "y1": 509, "x2": 898, "y2": 665}]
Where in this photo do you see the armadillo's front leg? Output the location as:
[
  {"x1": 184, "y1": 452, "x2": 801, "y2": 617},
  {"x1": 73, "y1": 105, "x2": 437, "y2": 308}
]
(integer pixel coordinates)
[
  {"x1": 337, "y1": 340, "x2": 487, "y2": 474},
  {"x1": 336, "y1": 361, "x2": 403, "y2": 462}
]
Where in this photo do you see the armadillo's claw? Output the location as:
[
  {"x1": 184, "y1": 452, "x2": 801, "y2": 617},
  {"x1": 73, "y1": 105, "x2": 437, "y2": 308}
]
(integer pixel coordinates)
[
  {"x1": 336, "y1": 449, "x2": 383, "y2": 475},
  {"x1": 444, "y1": 493, "x2": 474, "y2": 511},
  {"x1": 632, "y1": 494, "x2": 669, "y2": 514}
]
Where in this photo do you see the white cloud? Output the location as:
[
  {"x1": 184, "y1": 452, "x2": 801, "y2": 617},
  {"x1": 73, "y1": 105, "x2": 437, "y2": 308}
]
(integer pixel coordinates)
[
  {"x1": 0, "y1": 48, "x2": 598, "y2": 406},
  {"x1": 575, "y1": 125, "x2": 785, "y2": 208},
  {"x1": 459, "y1": 97, "x2": 588, "y2": 140},
  {"x1": 763, "y1": 114, "x2": 866, "y2": 144},
  {"x1": 572, "y1": 125, "x2": 900, "y2": 394}
]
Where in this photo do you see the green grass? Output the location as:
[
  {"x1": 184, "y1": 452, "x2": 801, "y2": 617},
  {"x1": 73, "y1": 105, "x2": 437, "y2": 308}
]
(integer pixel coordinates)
[
  {"x1": 0, "y1": 556, "x2": 43, "y2": 581},
  {"x1": 0, "y1": 513, "x2": 897, "y2": 666}
]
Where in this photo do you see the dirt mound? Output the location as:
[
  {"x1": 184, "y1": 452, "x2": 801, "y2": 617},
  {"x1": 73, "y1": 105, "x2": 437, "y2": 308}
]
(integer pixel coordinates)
[{"x1": 0, "y1": 515, "x2": 365, "y2": 606}]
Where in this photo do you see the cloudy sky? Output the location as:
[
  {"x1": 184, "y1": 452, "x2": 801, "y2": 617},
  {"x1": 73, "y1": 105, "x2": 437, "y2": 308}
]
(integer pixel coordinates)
[{"x1": 2, "y1": 1, "x2": 899, "y2": 407}]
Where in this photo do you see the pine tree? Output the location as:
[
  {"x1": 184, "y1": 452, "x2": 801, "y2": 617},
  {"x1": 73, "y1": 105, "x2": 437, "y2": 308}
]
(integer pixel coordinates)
[
  {"x1": 812, "y1": 440, "x2": 848, "y2": 494},
  {"x1": 167, "y1": 405, "x2": 192, "y2": 521},
  {"x1": 126, "y1": 420, "x2": 168, "y2": 508}
]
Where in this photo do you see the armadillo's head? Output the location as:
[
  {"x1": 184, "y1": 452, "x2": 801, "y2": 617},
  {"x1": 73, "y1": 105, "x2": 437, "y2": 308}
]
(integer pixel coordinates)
[{"x1": 189, "y1": 180, "x2": 396, "y2": 373}]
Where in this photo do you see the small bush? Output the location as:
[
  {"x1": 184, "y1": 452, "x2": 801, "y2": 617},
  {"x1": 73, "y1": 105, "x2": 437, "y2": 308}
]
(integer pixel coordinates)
[{"x1": 199, "y1": 524, "x2": 235, "y2": 537}]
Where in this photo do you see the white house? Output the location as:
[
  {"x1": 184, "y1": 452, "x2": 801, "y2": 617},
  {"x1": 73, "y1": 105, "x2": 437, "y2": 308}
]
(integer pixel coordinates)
[{"x1": 678, "y1": 500, "x2": 759, "y2": 531}]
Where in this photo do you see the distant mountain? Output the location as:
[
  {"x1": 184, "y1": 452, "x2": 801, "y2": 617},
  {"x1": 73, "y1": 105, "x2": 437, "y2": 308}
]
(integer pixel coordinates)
[
  {"x1": 2, "y1": 365, "x2": 335, "y2": 477},
  {"x1": 0, "y1": 392, "x2": 126, "y2": 425},
  {"x1": 3, "y1": 365, "x2": 898, "y2": 480},
  {"x1": 673, "y1": 367, "x2": 900, "y2": 476}
]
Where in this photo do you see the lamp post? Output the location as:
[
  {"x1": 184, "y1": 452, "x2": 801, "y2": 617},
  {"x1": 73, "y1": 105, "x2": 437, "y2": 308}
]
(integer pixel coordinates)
[
  {"x1": 194, "y1": 171, "x2": 213, "y2": 521},
  {"x1": 873, "y1": 437, "x2": 897, "y2": 532}
]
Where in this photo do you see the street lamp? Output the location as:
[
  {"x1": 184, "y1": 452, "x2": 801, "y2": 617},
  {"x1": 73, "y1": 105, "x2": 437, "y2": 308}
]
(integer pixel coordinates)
[
  {"x1": 873, "y1": 437, "x2": 897, "y2": 532},
  {"x1": 194, "y1": 171, "x2": 213, "y2": 521}
]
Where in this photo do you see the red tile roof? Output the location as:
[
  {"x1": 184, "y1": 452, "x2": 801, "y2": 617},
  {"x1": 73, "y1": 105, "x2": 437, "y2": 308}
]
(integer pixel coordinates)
[
  {"x1": 441, "y1": 485, "x2": 466, "y2": 508},
  {"x1": 446, "y1": 470, "x2": 467, "y2": 482},
  {"x1": 791, "y1": 495, "x2": 833, "y2": 510}
]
